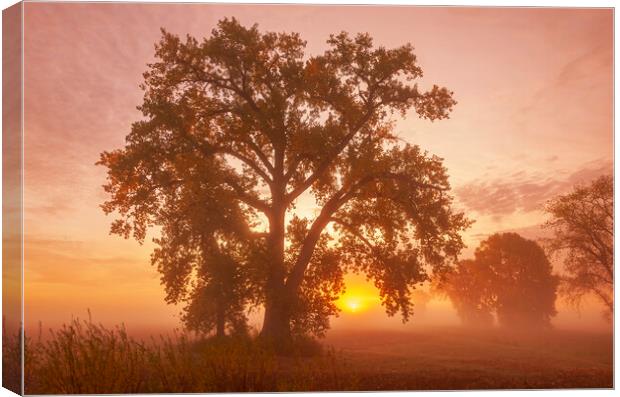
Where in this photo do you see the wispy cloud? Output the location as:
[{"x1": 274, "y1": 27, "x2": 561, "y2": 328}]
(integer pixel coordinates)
[{"x1": 456, "y1": 158, "x2": 612, "y2": 217}]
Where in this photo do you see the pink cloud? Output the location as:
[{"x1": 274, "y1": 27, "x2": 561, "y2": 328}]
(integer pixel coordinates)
[{"x1": 456, "y1": 159, "x2": 612, "y2": 217}]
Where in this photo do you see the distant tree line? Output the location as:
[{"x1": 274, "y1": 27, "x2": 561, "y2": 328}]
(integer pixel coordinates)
[{"x1": 439, "y1": 175, "x2": 613, "y2": 328}]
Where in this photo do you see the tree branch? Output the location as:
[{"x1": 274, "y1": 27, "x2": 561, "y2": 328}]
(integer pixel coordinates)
[
  {"x1": 329, "y1": 216, "x2": 386, "y2": 260},
  {"x1": 218, "y1": 147, "x2": 273, "y2": 186},
  {"x1": 284, "y1": 188, "x2": 355, "y2": 291},
  {"x1": 189, "y1": 63, "x2": 282, "y2": 150},
  {"x1": 284, "y1": 169, "x2": 445, "y2": 292},
  {"x1": 221, "y1": 174, "x2": 270, "y2": 214},
  {"x1": 284, "y1": 109, "x2": 376, "y2": 203}
]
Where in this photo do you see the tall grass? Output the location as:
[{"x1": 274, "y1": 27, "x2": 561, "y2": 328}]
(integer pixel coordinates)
[
  {"x1": 2, "y1": 320, "x2": 22, "y2": 394},
  {"x1": 28, "y1": 319, "x2": 148, "y2": 394},
  {"x1": 20, "y1": 317, "x2": 357, "y2": 394}
]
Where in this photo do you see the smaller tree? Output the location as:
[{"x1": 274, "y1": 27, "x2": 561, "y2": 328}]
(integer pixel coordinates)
[
  {"x1": 136, "y1": 155, "x2": 265, "y2": 337},
  {"x1": 439, "y1": 259, "x2": 494, "y2": 327},
  {"x1": 152, "y1": 222, "x2": 258, "y2": 337},
  {"x1": 180, "y1": 240, "x2": 252, "y2": 337},
  {"x1": 544, "y1": 175, "x2": 613, "y2": 319},
  {"x1": 440, "y1": 233, "x2": 559, "y2": 329}
]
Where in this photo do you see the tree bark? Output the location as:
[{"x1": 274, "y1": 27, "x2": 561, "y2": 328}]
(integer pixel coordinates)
[
  {"x1": 216, "y1": 307, "x2": 225, "y2": 338},
  {"x1": 259, "y1": 192, "x2": 292, "y2": 341},
  {"x1": 261, "y1": 289, "x2": 292, "y2": 340}
]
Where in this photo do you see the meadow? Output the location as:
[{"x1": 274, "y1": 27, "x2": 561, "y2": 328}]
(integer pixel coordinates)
[
  {"x1": 3, "y1": 319, "x2": 612, "y2": 393},
  {"x1": 326, "y1": 327, "x2": 613, "y2": 390}
]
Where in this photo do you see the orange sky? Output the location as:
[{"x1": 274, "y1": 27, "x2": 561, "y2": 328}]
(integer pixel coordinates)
[{"x1": 21, "y1": 4, "x2": 613, "y2": 334}]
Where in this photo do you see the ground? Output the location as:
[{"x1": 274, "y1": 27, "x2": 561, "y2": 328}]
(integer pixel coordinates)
[
  {"x1": 323, "y1": 327, "x2": 613, "y2": 390},
  {"x1": 10, "y1": 322, "x2": 613, "y2": 393}
]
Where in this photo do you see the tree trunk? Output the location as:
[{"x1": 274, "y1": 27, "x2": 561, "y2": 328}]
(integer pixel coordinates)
[
  {"x1": 259, "y1": 193, "x2": 292, "y2": 342},
  {"x1": 216, "y1": 305, "x2": 225, "y2": 337},
  {"x1": 261, "y1": 291, "x2": 292, "y2": 340}
]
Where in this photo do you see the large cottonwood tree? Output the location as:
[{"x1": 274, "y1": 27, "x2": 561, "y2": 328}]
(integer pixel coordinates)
[{"x1": 99, "y1": 18, "x2": 469, "y2": 339}]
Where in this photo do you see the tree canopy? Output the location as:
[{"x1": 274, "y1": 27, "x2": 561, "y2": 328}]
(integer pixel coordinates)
[
  {"x1": 440, "y1": 233, "x2": 559, "y2": 329},
  {"x1": 544, "y1": 175, "x2": 613, "y2": 319},
  {"x1": 99, "y1": 18, "x2": 469, "y2": 340}
]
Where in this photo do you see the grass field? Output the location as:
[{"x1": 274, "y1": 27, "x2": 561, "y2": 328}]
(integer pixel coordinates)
[
  {"x1": 325, "y1": 327, "x2": 613, "y2": 390},
  {"x1": 4, "y1": 320, "x2": 613, "y2": 393}
]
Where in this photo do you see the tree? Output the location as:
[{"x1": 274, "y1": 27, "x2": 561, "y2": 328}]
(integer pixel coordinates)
[
  {"x1": 181, "y1": 245, "x2": 251, "y2": 337},
  {"x1": 147, "y1": 157, "x2": 262, "y2": 337},
  {"x1": 544, "y1": 175, "x2": 613, "y2": 319},
  {"x1": 440, "y1": 233, "x2": 559, "y2": 328},
  {"x1": 439, "y1": 259, "x2": 494, "y2": 327},
  {"x1": 99, "y1": 18, "x2": 469, "y2": 340}
]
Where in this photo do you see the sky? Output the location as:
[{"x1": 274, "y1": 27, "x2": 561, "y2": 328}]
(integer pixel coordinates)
[{"x1": 20, "y1": 3, "x2": 613, "y2": 334}]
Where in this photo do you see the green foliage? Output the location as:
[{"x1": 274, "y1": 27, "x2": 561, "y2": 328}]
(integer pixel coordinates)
[
  {"x1": 441, "y1": 233, "x2": 559, "y2": 329},
  {"x1": 544, "y1": 175, "x2": 613, "y2": 319},
  {"x1": 98, "y1": 17, "x2": 468, "y2": 337}
]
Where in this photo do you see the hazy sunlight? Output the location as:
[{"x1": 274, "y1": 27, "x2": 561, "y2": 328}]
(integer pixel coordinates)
[{"x1": 337, "y1": 278, "x2": 381, "y2": 313}]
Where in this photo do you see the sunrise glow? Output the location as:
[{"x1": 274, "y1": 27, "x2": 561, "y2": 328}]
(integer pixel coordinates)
[
  {"x1": 337, "y1": 279, "x2": 381, "y2": 313},
  {"x1": 342, "y1": 297, "x2": 361, "y2": 312},
  {"x1": 19, "y1": 3, "x2": 612, "y2": 334}
]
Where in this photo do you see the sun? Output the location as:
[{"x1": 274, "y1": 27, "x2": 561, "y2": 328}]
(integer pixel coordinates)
[
  {"x1": 338, "y1": 293, "x2": 377, "y2": 313},
  {"x1": 336, "y1": 279, "x2": 380, "y2": 314},
  {"x1": 343, "y1": 298, "x2": 362, "y2": 312}
]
